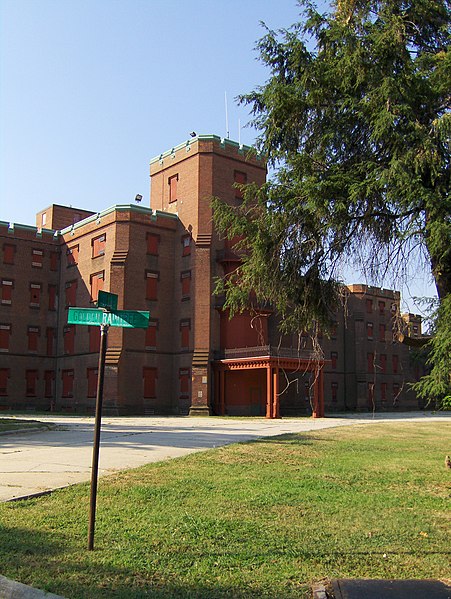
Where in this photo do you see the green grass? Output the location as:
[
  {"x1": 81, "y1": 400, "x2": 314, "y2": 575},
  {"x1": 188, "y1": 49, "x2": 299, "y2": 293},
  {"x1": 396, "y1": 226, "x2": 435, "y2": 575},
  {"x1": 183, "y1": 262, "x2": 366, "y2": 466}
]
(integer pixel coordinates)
[
  {"x1": 0, "y1": 417, "x2": 50, "y2": 432},
  {"x1": 0, "y1": 422, "x2": 450, "y2": 598}
]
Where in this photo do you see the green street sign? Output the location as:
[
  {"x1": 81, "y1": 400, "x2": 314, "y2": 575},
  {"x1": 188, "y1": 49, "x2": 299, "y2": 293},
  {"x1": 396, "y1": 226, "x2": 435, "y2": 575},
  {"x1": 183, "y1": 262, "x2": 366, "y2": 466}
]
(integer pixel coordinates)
[
  {"x1": 97, "y1": 290, "x2": 118, "y2": 311},
  {"x1": 102, "y1": 310, "x2": 150, "y2": 328},
  {"x1": 68, "y1": 307, "x2": 150, "y2": 328}
]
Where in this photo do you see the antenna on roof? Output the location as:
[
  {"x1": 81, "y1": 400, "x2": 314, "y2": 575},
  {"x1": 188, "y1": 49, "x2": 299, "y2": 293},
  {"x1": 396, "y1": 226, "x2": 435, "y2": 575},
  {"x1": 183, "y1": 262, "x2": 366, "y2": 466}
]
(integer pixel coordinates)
[{"x1": 225, "y1": 91, "x2": 230, "y2": 139}]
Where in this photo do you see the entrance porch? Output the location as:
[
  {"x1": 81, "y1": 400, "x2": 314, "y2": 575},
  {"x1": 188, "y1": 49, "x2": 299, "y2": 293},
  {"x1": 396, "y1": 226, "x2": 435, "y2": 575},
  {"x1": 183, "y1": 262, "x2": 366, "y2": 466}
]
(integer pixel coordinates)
[{"x1": 212, "y1": 347, "x2": 326, "y2": 418}]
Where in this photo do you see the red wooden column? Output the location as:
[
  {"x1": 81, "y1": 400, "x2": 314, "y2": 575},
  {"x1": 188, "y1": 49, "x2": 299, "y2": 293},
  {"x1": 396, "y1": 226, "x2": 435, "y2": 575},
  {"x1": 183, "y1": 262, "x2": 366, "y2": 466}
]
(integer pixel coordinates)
[
  {"x1": 312, "y1": 364, "x2": 325, "y2": 418},
  {"x1": 318, "y1": 365, "x2": 325, "y2": 417},
  {"x1": 272, "y1": 366, "x2": 280, "y2": 418},
  {"x1": 266, "y1": 363, "x2": 273, "y2": 418},
  {"x1": 219, "y1": 368, "x2": 225, "y2": 416}
]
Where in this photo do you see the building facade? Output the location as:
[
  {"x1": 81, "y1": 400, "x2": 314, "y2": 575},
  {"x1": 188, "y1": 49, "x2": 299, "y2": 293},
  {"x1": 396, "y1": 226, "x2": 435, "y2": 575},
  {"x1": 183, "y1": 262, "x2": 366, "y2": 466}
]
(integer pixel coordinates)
[{"x1": 0, "y1": 135, "x2": 425, "y2": 415}]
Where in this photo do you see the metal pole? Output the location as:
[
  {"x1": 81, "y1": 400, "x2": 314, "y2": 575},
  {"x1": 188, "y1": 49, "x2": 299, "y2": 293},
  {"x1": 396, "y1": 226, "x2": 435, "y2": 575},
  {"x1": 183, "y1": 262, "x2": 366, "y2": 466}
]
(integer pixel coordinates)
[{"x1": 88, "y1": 322, "x2": 108, "y2": 550}]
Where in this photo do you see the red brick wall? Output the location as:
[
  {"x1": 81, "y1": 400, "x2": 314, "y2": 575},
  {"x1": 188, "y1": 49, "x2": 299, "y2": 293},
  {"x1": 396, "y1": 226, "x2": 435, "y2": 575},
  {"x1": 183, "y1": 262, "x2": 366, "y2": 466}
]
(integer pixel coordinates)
[{"x1": 0, "y1": 137, "x2": 423, "y2": 415}]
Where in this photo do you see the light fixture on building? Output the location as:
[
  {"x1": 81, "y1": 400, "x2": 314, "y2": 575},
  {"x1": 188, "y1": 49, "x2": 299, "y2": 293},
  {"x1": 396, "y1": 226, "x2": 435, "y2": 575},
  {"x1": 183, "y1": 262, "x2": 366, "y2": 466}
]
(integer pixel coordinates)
[{"x1": 135, "y1": 194, "x2": 143, "y2": 203}]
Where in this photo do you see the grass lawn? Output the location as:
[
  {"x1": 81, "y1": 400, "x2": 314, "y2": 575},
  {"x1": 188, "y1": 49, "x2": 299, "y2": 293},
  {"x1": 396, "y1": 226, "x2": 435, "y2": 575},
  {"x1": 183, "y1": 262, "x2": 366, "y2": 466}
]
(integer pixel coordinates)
[
  {"x1": 0, "y1": 422, "x2": 449, "y2": 598},
  {"x1": 0, "y1": 417, "x2": 50, "y2": 433}
]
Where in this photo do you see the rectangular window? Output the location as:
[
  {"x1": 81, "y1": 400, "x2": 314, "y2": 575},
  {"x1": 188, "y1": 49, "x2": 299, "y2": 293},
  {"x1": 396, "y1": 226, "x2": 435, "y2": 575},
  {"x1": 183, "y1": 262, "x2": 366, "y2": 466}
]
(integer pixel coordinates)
[
  {"x1": 179, "y1": 368, "x2": 190, "y2": 397},
  {"x1": 90, "y1": 271, "x2": 104, "y2": 302},
  {"x1": 46, "y1": 327, "x2": 55, "y2": 356},
  {"x1": 392, "y1": 354, "x2": 399, "y2": 374},
  {"x1": 62, "y1": 369, "x2": 74, "y2": 398},
  {"x1": 180, "y1": 319, "x2": 190, "y2": 350},
  {"x1": 331, "y1": 321, "x2": 338, "y2": 339},
  {"x1": 378, "y1": 301, "x2": 385, "y2": 314},
  {"x1": 67, "y1": 245, "x2": 79, "y2": 267},
  {"x1": 44, "y1": 370, "x2": 54, "y2": 398},
  {"x1": 181, "y1": 234, "x2": 191, "y2": 257},
  {"x1": 146, "y1": 271, "x2": 159, "y2": 301},
  {"x1": 3, "y1": 243, "x2": 16, "y2": 264},
  {"x1": 331, "y1": 382, "x2": 338, "y2": 403},
  {"x1": 368, "y1": 382, "x2": 375, "y2": 405},
  {"x1": 414, "y1": 364, "x2": 420, "y2": 381},
  {"x1": 92, "y1": 234, "x2": 106, "y2": 258},
  {"x1": 143, "y1": 367, "x2": 157, "y2": 398},
  {"x1": 0, "y1": 369, "x2": 10, "y2": 396},
  {"x1": 26, "y1": 370, "x2": 38, "y2": 397},
  {"x1": 379, "y1": 323, "x2": 386, "y2": 342},
  {"x1": 1, "y1": 279, "x2": 13, "y2": 305},
  {"x1": 27, "y1": 326, "x2": 40, "y2": 352},
  {"x1": 0, "y1": 324, "x2": 11, "y2": 351},
  {"x1": 181, "y1": 270, "x2": 191, "y2": 299},
  {"x1": 146, "y1": 233, "x2": 160, "y2": 255},
  {"x1": 366, "y1": 298, "x2": 373, "y2": 313},
  {"x1": 224, "y1": 234, "x2": 242, "y2": 254},
  {"x1": 87, "y1": 368, "x2": 98, "y2": 398},
  {"x1": 381, "y1": 382, "x2": 387, "y2": 402},
  {"x1": 145, "y1": 319, "x2": 158, "y2": 349},
  {"x1": 234, "y1": 170, "x2": 247, "y2": 199},
  {"x1": 48, "y1": 285, "x2": 57, "y2": 311},
  {"x1": 393, "y1": 382, "x2": 400, "y2": 402},
  {"x1": 169, "y1": 174, "x2": 178, "y2": 203},
  {"x1": 366, "y1": 322, "x2": 373, "y2": 340},
  {"x1": 41, "y1": 212, "x2": 47, "y2": 227},
  {"x1": 30, "y1": 283, "x2": 42, "y2": 308},
  {"x1": 32, "y1": 248, "x2": 43, "y2": 268},
  {"x1": 330, "y1": 351, "x2": 338, "y2": 369},
  {"x1": 380, "y1": 354, "x2": 387, "y2": 373},
  {"x1": 89, "y1": 326, "x2": 101, "y2": 353},
  {"x1": 63, "y1": 325, "x2": 75, "y2": 354},
  {"x1": 65, "y1": 280, "x2": 77, "y2": 307},
  {"x1": 412, "y1": 324, "x2": 419, "y2": 337},
  {"x1": 50, "y1": 251, "x2": 59, "y2": 271},
  {"x1": 367, "y1": 352, "x2": 374, "y2": 373}
]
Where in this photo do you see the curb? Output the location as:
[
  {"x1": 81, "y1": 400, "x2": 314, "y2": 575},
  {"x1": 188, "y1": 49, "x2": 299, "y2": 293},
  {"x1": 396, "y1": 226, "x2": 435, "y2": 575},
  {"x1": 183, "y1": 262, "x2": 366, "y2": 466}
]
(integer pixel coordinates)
[
  {"x1": 0, "y1": 425, "x2": 56, "y2": 437},
  {"x1": 0, "y1": 574, "x2": 65, "y2": 598},
  {"x1": 312, "y1": 581, "x2": 330, "y2": 598}
]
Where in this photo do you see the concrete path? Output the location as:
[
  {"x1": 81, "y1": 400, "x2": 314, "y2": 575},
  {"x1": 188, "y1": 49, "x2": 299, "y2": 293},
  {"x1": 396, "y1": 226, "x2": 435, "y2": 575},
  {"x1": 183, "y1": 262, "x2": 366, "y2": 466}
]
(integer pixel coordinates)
[{"x1": 1, "y1": 411, "x2": 449, "y2": 502}]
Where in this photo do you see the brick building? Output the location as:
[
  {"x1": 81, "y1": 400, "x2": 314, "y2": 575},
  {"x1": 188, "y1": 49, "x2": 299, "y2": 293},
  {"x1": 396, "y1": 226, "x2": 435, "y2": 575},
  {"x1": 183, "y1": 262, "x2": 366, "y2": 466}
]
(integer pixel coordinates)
[{"x1": 0, "y1": 134, "x2": 425, "y2": 415}]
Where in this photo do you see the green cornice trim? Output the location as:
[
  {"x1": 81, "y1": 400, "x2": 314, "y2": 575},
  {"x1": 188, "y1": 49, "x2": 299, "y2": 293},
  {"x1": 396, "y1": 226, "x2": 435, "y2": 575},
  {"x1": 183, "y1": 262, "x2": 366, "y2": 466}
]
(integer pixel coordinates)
[
  {"x1": 149, "y1": 134, "x2": 261, "y2": 165},
  {"x1": 59, "y1": 204, "x2": 177, "y2": 235},
  {"x1": 0, "y1": 220, "x2": 58, "y2": 236}
]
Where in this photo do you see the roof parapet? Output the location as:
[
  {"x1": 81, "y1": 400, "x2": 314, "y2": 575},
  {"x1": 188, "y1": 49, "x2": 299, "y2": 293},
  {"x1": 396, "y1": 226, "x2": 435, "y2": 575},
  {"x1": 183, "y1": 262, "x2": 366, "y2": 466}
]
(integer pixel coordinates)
[
  {"x1": 59, "y1": 204, "x2": 177, "y2": 235},
  {"x1": 149, "y1": 134, "x2": 263, "y2": 166}
]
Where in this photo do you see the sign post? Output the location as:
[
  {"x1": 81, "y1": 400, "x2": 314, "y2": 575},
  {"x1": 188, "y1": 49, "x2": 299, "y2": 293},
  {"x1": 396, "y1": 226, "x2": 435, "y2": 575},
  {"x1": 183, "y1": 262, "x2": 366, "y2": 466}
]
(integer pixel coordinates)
[
  {"x1": 67, "y1": 293, "x2": 150, "y2": 550},
  {"x1": 88, "y1": 322, "x2": 108, "y2": 551}
]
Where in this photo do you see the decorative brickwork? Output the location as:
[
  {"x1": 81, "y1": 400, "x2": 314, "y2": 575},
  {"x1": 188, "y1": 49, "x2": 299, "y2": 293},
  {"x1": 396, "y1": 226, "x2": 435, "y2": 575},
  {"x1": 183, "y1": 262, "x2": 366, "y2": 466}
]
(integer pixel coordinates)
[{"x1": 0, "y1": 136, "x2": 425, "y2": 414}]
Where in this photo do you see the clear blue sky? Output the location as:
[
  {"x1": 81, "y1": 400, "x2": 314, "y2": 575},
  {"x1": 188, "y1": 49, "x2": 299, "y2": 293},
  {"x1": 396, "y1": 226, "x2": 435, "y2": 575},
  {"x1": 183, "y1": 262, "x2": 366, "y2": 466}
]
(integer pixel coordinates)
[{"x1": 0, "y1": 0, "x2": 436, "y2": 312}]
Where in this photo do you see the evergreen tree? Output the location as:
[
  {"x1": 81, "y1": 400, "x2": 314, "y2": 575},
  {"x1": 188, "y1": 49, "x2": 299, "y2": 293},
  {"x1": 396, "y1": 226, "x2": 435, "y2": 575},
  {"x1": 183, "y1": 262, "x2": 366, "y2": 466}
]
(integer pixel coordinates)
[{"x1": 212, "y1": 0, "x2": 450, "y2": 405}]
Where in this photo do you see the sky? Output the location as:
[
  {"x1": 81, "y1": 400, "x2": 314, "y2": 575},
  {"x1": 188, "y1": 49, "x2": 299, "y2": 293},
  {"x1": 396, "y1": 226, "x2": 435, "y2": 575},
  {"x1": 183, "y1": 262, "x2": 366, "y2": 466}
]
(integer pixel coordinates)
[{"x1": 0, "y1": 0, "x2": 437, "y2": 314}]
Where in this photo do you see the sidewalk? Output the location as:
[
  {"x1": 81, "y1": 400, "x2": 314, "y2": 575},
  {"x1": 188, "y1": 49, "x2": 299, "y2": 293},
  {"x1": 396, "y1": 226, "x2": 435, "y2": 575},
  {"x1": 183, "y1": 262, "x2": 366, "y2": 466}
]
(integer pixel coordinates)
[
  {"x1": 1, "y1": 412, "x2": 449, "y2": 599},
  {"x1": 1, "y1": 412, "x2": 449, "y2": 502}
]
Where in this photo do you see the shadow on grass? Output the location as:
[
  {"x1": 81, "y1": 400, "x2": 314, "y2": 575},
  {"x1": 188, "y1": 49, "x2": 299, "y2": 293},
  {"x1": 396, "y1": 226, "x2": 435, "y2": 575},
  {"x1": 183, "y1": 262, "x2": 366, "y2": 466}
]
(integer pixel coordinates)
[
  {"x1": 248, "y1": 433, "x2": 326, "y2": 446},
  {"x1": 0, "y1": 524, "x2": 307, "y2": 599}
]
